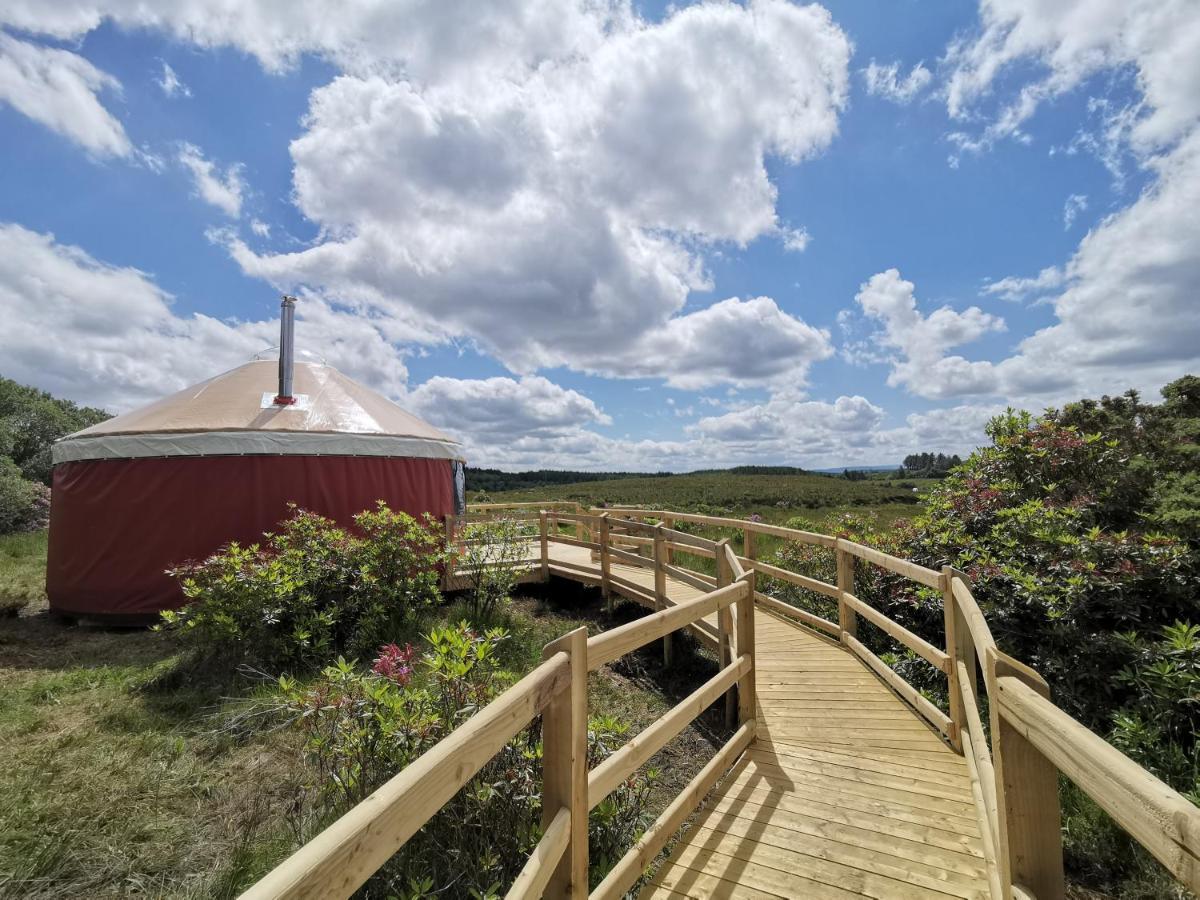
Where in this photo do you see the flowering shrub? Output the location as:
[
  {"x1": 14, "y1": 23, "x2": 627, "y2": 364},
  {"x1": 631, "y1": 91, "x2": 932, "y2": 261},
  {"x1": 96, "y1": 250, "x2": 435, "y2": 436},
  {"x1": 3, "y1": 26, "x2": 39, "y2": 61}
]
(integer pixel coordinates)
[
  {"x1": 281, "y1": 625, "x2": 655, "y2": 896},
  {"x1": 765, "y1": 378, "x2": 1200, "y2": 894},
  {"x1": 162, "y1": 504, "x2": 448, "y2": 669},
  {"x1": 372, "y1": 641, "x2": 417, "y2": 684},
  {"x1": 906, "y1": 410, "x2": 1197, "y2": 726}
]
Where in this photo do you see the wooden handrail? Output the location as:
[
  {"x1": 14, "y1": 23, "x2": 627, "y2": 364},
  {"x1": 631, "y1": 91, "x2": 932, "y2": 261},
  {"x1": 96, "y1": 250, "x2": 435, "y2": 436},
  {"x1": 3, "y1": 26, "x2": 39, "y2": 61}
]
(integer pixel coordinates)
[
  {"x1": 838, "y1": 538, "x2": 942, "y2": 588},
  {"x1": 592, "y1": 506, "x2": 836, "y2": 548},
  {"x1": 841, "y1": 591, "x2": 950, "y2": 673},
  {"x1": 587, "y1": 654, "x2": 750, "y2": 809},
  {"x1": 470, "y1": 501, "x2": 580, "y2": 511},
  {"x1": 743, "y1": 556, "x2": 839, "y2": 598},
  {"x1": 723, "y1": 542, "x2": 746, "y2": 581},
  {"x1": 605, "y1": 545, "x2": 652, "y2": 569},
  {"x1": 540, "y1": 511, "x2": 602, "y2": 525},
  {"x1": 958, "y1": 660, "x2": 1000, "y2": 854},
  {"x1": 505, "y1": 806, "x2": 571, "y2": 900},
  {"x1": 586, "y1": 581, "x2": 748, "y2": 670},
  {"x1": 844, "y1": 632, "x2": 953, "y2": 736},
  {"x1": 243, "y1": 652, "x2": 572, "y2": 900},
  {"x1": 754, "y1": 590, "x2": 840, "y2": 635},
  {"x1": 997, "y1": 676, "x2": 1200, "y2": 891},
  {"x1": 951, "y1": 574, "x2": 998, "y2": 655},
  {"x1": 253, "y1": 502, "x2": 1200, "y2": 900},
  {"x1": 591, "y1": 721, "x2": 755, "y2": 900}
]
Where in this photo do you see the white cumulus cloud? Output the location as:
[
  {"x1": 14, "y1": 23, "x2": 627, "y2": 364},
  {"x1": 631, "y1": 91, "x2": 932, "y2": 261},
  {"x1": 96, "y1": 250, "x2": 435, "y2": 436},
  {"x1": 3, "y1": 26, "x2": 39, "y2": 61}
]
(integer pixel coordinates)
[
  {"x1": 178, "y1": 143, "x2": 244, "y2": 217},
  {"x1": 862, "y1": 60, "x2": 932, "y2": 104},
  {"x1": 0, "y1": 31, "x2": 130, "y2": 157},
  {"x1": 0, "y1": 224, "x2": 412, "y2": 410},
  {"x1": 855, "y1": 269, "x2": 1006, "y2": 399},
  {"x1": 212, "y1": 0, "x2": 850, "y2": 388},
  {"x1": 1062, "y1": 193, "x2": 1087, "y2": 229},
  {"x1": 157, "y1": 60, "x2": 189, "y2": 98}
]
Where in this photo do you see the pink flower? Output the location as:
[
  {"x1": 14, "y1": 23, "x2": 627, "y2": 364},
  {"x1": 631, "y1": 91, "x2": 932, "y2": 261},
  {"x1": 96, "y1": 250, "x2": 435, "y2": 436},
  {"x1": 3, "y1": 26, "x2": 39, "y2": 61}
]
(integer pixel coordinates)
[{"x1": 372, "y1": 643, "x2": 417, "y2": 685}]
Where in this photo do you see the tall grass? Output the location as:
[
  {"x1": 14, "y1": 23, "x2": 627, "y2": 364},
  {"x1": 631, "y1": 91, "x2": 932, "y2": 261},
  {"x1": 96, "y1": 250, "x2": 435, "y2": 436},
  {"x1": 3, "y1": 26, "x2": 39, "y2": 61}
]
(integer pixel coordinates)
[{"x1": 0, "y1": 529, "x2": 47, "y2": 615}]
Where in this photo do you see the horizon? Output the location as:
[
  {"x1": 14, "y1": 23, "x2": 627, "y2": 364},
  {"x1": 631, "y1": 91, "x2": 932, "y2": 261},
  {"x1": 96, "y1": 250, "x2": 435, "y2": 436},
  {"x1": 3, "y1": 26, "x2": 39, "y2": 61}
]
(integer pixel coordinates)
[{"x1": 2, "y1": 1, "x2": 1197, "y2": 472}]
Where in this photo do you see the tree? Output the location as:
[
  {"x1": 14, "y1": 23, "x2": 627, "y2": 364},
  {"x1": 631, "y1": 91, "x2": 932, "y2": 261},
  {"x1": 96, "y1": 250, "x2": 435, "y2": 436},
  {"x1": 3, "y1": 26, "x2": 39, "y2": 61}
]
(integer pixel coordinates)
[
  {"x1": 898, "y1": 452, "x2": 962, "y2": 478},
  {"x1": 0, "y1": 377, "x2": 110, "y2": 484}
]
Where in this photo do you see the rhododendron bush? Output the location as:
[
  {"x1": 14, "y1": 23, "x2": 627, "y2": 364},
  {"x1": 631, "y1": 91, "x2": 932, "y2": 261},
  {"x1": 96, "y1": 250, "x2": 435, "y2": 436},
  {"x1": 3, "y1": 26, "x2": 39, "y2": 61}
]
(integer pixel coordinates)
[
  {"x1": 161, "y1": 503, "x2": 448, "y2": 669},
  {"x1": 279, "y1": 624, "x2": 656, "y2": 897},
  {"x1": 765, "y1": 376, "x2": 1200, "y2": 892}
]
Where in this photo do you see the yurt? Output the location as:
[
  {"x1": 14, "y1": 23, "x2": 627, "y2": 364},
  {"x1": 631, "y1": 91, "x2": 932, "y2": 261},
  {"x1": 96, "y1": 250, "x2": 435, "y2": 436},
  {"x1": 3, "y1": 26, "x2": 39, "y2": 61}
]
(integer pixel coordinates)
[{"x1": 47, "y1": 297, "x2": 466, "y2": 621}]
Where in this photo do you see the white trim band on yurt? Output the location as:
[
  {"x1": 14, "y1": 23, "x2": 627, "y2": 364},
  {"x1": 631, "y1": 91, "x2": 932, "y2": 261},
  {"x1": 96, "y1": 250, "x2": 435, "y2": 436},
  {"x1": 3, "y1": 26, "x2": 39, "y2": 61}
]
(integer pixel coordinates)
[{"x1": 52, "y1": 430, "x2": 464, "y2": 464}]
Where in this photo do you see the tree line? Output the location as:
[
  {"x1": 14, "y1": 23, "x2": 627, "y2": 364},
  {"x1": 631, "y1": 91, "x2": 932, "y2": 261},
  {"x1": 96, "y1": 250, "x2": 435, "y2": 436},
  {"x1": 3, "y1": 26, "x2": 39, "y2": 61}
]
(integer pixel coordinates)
[{"x1": 0, "y1": 376, "x2": 109, "y2": 533}]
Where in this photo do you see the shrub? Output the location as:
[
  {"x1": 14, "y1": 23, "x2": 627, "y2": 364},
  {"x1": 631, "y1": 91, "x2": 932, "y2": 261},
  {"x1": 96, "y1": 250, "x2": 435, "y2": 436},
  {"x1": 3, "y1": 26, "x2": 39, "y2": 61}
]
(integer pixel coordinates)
[
  {"x1": 0, "y1": 458, "x2": 45, "y2": 535},
  {"x1": 761, "y1": 379, "x2": 1200, "y2": 897},
  {"x1": 1110, "y1": 622, "x2": 1199, "y2": 800},
  {"x1": 0, "y1": 375, "x2": 110, "y2": 485},
  {"x1": 455, "y1": 516, "x2": 530, "y2": 620},
  {"x1": 162, "y1": 504, "x2": 448, "y2": 670},
  {"x1": 282, "y1": 626, "x2": 655, "y2": 896},
  {"x1": 283, "y1": 624, "x2": 510, "y2": 807}
]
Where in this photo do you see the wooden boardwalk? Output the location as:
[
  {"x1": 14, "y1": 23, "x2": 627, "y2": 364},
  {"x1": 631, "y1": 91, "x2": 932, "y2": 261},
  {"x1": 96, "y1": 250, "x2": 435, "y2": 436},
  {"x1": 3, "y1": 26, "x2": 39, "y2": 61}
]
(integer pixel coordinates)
[
  {"x1": 249, "y1": 507, "x2": 1200, "y2": 900},
  {"x1": 545, "y1": 542, "x2": 988, "y2": 900}
]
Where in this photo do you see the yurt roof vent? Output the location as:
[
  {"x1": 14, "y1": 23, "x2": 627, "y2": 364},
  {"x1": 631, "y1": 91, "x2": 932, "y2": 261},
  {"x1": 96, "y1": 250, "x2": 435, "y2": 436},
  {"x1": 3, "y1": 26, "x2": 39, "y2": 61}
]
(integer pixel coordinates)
[{"x1": 274, "y1": 295, "x2": 298, "y2": 406}]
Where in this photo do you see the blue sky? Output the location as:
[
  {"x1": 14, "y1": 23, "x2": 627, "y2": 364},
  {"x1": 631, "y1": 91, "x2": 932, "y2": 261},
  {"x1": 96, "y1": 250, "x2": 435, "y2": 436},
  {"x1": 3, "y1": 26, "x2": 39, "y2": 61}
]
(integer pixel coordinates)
[{"x1": 1, "y1": 1, "x2": 1196, "y2": 470}]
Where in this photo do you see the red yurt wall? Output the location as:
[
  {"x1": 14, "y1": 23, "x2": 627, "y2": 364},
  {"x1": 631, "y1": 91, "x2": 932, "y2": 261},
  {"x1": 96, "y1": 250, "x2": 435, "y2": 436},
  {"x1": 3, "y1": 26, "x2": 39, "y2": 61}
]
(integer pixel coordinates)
[{"x1": 47, "y1": 455, "x2": 454, "y2": 620}]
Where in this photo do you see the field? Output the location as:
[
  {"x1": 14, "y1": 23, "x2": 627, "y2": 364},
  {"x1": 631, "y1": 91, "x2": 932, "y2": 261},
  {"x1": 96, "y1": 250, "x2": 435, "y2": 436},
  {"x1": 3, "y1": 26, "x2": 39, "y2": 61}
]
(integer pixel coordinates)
[
  {"x1": 475, "y1": 470, "x2": 935, "y2": 528},
  {"x1": 0, "y1": 538, "x2": 727, "y2": 898}
]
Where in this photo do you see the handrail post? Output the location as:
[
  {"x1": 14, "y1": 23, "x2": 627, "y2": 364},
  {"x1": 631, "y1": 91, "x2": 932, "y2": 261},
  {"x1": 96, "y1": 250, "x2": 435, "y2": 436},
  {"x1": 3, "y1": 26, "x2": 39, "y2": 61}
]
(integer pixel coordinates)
[
  {"x1": 743, "y1": 526, "x2": 756, "y2": 563},
  {"x1": 736, "y1": 571, "x2": 756, "y2": 730},
  {"x1": 539, "y1": 510, "x2": 550, "y2": 583},
  {"x1": 716, "y1": 539, "x2": 736, "y2": 730},
  {"x1": 599, "y1": 513, "x2": 612, "y2": 612},
  {"x1": 541, "y1": 627, "x2": 589, "y2": 899},
  {"x1": 948, "y1": 567, "x2": 979, "y2": 701},
  {"x1": 989, "y1": 647, "x2": 1064, "y2": 900},
  {"x1": 654, "y1": 524, "x2": 671, "y2": 666},
  {"x1": 835, "y1": 539, "x2": 857, "y2": 642},
  {"x1": 941, "y1": 566, "x2": 964, "y2": 753},
  {"x1": 664, "y1": 515, "x2": 675, "y2": 565},
  {"x1": 573, "y1": 502, "x2": 582, "y2": 542}
]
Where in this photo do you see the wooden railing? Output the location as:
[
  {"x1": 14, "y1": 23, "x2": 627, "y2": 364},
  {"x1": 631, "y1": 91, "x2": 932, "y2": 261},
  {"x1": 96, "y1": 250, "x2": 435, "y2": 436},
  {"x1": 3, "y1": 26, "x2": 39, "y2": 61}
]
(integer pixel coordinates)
[
  {"x1": 244, "y1": 502, "x2": 1199, "y2": 900},
  {"x1": 243, "y1": 508, "x2": 754, "y2": 900},
  {"x1": 590, "y1": 506, "x2": 1200, "y2": 900}
]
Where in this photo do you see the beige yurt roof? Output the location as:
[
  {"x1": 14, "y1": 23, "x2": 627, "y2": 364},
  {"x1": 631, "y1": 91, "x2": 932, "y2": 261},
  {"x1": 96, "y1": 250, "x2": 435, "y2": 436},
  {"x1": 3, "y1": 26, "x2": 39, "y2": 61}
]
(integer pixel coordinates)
[{"x1": 54, "y1": 360, "x2": 464, "y2": 464}]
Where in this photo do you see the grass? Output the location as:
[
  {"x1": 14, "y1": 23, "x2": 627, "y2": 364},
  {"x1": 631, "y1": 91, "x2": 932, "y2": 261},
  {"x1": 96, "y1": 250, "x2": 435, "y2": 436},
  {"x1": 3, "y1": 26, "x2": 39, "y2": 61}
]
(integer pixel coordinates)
[
  {"x1": 0, "y1": 530, "x2": 47, "y2": 616},
  {"x1": 475, "y1": 470, "x2": 936, "y2": 523},
  {"x1": 0, "y1": 612, "x2": 307, "y2": 898},
  {"x1": 0, "y1": 540, "x2": 728, "y2": 898}
]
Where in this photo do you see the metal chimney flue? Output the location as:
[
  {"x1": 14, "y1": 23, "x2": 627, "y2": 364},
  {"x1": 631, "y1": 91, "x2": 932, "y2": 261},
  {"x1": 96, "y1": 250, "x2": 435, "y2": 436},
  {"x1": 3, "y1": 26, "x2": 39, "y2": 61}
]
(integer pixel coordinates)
[{"x1": 274, "y1": 295, "x2": 298, "y2": 405}]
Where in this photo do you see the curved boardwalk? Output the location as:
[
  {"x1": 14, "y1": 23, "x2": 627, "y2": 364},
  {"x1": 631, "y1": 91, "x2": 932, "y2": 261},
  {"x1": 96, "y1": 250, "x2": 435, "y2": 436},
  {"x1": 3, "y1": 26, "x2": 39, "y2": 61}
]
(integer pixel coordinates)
[{"x1": 546, "y1": 543, "x2": 988, "y2": 900}]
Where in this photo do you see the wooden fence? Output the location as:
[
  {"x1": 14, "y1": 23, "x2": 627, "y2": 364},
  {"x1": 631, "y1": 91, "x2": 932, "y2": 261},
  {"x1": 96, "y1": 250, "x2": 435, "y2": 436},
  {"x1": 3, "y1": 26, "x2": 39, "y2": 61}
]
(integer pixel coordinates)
[
  {"x1": 242, "y1": 503, "x2": 1199, "y2": 900},
  {"x1": 594, "y1": 506, "x2": 1200, "y2": 900},
  {"x1": 242, "y1": 508, "x2": 754, "y2": 900}
]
